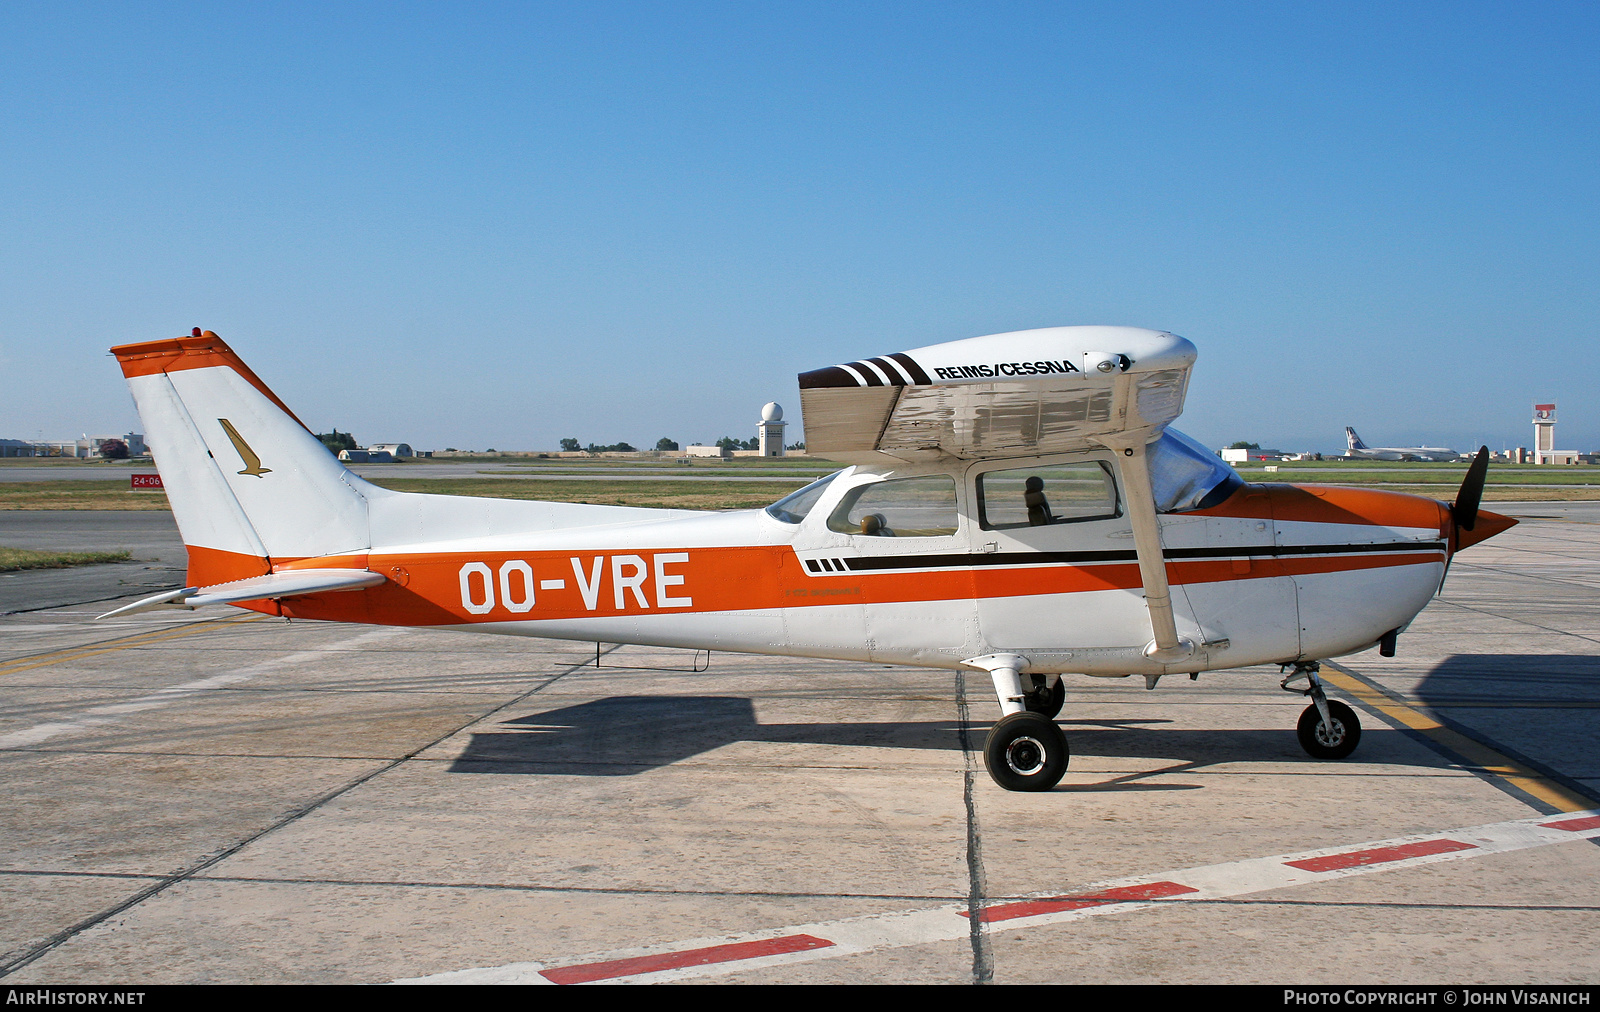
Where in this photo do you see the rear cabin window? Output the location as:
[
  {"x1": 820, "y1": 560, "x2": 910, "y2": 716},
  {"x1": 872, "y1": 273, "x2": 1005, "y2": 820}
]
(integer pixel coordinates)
[
  {"x1": 977, "y1": 462, "x2": 1120, "y2": 530},
  {"x1": 827, "y1": 475, "x2": 959, "y2": 537}
]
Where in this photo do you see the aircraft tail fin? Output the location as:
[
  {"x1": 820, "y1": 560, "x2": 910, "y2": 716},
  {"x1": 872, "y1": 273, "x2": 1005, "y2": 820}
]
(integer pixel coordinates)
[
  {"x1": 1345, "y1": 426, "x2": 1368, "y2": 451},
  {"x1": 112, "y1": 331, "x2": 378, "y2": 587}
]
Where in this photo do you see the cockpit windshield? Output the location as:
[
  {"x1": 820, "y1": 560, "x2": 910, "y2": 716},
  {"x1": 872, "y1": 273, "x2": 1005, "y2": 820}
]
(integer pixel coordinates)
[
  {"x1": 1149, "y1": 428, "x2": 1243, "y2": 512},
  {"x1": 765, "y1": 471, "x2": 841, "y2": 524}
]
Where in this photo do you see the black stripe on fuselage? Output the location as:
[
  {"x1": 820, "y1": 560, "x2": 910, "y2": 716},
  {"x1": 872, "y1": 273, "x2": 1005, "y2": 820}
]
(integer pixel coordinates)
[{"x1": 827, "y1": 541, "x2": 1448, "y2": 573}]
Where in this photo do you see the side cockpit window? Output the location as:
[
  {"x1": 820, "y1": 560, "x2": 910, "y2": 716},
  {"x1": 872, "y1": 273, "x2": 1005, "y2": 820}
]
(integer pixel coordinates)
[
  {"x1": 827, "y1": 475, "x2": 959, "y2": 537},
  {"x1": 977, "y1": 462, "x2": 1120, "y2": 530}
]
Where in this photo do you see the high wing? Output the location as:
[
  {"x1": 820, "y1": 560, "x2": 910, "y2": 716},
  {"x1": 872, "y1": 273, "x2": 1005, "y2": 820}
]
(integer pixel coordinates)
[
  {"x1": 798, "y1": 326, "x2": 1196, "y2": 464},
  {"x1": 800, "y1": 325, "x2": 1201, "y2": 664}
]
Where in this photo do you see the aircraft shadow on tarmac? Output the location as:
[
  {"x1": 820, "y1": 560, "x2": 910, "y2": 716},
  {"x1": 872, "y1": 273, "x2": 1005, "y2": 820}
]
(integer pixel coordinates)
[
  {"x1": 1416, "y1": 654, "x2": 1600, "y2": 708},
  {"x1": 447, "y1": 694, "x2": 1410, "y2": 781},
  {"x1": 1413, "y1": 654, "x2": 1600, "y2": 780}
]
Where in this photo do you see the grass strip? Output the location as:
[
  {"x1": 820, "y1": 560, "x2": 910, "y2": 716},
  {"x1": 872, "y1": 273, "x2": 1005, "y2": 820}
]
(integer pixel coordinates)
[
  {"x1": 1364, "y1": 486, "x2": 1599, "y2": 501},
  {"x1": 0, "y1": 482, "x2": 175, "y2": 511},
  {"x1": 1237, "y1": 471, "x2": 1600, "y2": 486},
  {"x1": 365, "y1": 477, "x2": 812, "y2": 510},
  {"x1": 0, "y1": 546, "x2": 133, "y2": 572},
  {"x1": 3, "y1": 471, "x2": 1595, "y2": 513},
  {"x1": 476, "y1": 459, "x2": 830, "y2": 469}
]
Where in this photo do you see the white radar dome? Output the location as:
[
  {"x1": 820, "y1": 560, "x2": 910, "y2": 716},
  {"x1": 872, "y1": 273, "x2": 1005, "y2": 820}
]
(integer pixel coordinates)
[{"x1": 761, "y1": 402, "x2": 784, "y2": 422}]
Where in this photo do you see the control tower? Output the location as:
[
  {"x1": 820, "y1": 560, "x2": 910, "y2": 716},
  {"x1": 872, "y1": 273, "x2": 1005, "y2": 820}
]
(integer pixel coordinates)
[
  {"x1": 1533, "y1": 403, "x2": 1556, "y2": 465},
  {"x1": 757, "y1": 402, "x2": 787, "y2": 457}
]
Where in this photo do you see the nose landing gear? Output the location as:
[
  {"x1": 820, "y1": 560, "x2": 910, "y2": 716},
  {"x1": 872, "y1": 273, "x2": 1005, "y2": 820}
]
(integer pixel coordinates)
[{"x1": 1282, "y1": 661, "x2": 1362, "y2": 760}]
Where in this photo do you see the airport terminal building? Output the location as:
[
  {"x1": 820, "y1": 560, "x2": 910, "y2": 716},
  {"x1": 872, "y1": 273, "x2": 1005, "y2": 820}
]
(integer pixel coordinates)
[{"x1": 1, "y1": 433, "x2": 148, "y2": 457}]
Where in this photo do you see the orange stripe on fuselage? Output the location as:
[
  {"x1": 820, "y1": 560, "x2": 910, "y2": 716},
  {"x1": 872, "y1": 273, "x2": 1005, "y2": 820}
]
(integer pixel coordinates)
[
  {"x1": 180, "y1": 478, "x2": 1453, "y2": 626},
  {"x1": 267, "y1": 543, "x2": 1443, "y2": 626},
  {"x1": 110, "y1": 331, "x2": 309, "y2": 430}
]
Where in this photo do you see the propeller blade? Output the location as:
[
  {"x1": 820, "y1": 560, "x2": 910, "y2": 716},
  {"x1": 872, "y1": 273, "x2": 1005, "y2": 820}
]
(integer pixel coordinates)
[
  {"x1": 1438, "y1": 448, "x2": 1517, "y2": 596},
  {"x1": 1451, "y1": 446, "x2": 1490, "y2": 532}
]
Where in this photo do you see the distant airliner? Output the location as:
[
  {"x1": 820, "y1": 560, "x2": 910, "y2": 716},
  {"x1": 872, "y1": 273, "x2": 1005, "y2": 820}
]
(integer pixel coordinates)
[{"x1": 1345, "y1": 427, "x2": 1458, "y2": 462}]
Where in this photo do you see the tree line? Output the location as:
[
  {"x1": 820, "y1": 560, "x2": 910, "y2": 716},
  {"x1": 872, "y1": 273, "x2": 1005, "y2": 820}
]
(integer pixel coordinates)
[{"x1": 557, "y1": 435, "x2": 804, "y2": 453}]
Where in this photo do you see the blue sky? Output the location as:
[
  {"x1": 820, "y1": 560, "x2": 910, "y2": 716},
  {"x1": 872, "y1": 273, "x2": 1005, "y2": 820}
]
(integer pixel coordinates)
[{"x1": 2, "y1": 2, "x2": 1596, "y2": 454}]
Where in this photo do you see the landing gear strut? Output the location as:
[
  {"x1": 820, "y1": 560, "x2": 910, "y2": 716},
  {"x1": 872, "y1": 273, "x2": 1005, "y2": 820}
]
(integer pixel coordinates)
[{"x1": 1282, "y1": 661, "x2": 1361, "y2": 760}]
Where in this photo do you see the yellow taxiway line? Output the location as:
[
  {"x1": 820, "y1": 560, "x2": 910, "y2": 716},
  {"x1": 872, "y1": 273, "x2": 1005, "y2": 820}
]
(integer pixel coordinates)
[
  {"x1": 0, "y1": 614, "x2": 264, "y2": 679},
  {"x1": 1322, "y1": 661, "x2": 1595, "y2": 813}
]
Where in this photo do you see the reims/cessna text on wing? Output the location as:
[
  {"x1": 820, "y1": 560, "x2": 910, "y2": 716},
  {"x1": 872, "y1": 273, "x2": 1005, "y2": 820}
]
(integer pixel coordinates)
[
  {"x1": 104, "y1": 326, "x2": 1514, "y2": 791},
  {"x1": 1345, "y1": 426, "x2": 1459, "y2": 462}
]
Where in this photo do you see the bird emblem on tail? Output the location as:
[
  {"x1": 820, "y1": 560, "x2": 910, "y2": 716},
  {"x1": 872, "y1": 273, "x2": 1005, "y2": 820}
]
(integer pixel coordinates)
[{"x1": 217, "y1": 418, "x2": 272, "y2": 476}]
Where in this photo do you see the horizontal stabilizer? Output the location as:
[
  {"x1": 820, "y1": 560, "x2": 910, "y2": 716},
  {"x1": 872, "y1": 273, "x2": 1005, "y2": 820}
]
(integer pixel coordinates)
[{"x1": 97, "y1": 569, "x2": 387, "y2": 620}]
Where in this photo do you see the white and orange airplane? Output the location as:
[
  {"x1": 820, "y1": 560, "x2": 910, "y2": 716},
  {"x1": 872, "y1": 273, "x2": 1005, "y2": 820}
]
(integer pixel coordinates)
[{"x1": 102, "y1": 326, "x2": 1514, "y2": 791}]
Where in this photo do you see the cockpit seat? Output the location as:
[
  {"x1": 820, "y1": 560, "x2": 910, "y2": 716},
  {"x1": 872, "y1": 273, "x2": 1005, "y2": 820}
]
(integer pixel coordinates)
[
  {"x1": 1024, "y1": 476, "x2": 1053, "y2": 526},
  {"x1": 861, "y1": 512, "x2": 894, "y2": 536}
]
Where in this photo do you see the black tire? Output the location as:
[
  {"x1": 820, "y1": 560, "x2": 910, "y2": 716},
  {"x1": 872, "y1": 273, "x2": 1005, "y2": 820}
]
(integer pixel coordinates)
[
  {"x1": 983, "y1": 711, "x2": 1069, "y2": 791},
  {"x1": 1025, "y1": 677, "x2": 1066, "y2": 719},
  {"x1": 1297, "y1": 700, "x2": 1361, "y2": 760}
]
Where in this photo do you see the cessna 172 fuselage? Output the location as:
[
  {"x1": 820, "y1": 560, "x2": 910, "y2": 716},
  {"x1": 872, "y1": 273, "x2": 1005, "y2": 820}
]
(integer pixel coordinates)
[{"x1": 104, "y1": 326, "x2": 1514, "y2": 791}]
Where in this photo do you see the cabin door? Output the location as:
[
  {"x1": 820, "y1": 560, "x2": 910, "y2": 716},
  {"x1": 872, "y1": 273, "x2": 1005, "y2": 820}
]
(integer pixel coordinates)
[
  {"x1": 1168, "y1": 485, "x2": 1302, "y2": 664},
  {"x1": 966, "y1": 456, "x2": 1158, "y2": 652}
]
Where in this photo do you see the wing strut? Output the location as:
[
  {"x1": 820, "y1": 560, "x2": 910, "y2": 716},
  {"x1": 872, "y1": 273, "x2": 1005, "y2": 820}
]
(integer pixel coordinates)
[{"x1": 1100, "y1": 430, "x2": 1194, "y2": 665}]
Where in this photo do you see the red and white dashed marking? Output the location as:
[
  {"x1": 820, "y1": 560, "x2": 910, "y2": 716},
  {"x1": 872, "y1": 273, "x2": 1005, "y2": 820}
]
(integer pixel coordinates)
[{"x1": 394, "y1": 810, "x2": 1600, "y2": 985}]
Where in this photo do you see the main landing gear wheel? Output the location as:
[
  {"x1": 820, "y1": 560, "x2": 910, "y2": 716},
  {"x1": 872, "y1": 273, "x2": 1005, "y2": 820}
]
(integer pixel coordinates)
[
  {"x1": 1297, "y1": 699, "x2": 1361, "y2": 760},
  {"x1": 984, "y1": 711, "x2": 1069, "y2": 792},
  {"x1": 1025, "y1": 678, "x2": 1066, "y2": 719}
]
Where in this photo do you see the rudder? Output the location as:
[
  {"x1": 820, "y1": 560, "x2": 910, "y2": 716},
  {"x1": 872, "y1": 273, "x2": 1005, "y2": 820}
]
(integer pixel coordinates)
[{"x1": 113, "y1": 331, "x2": 378, "y2": 585}]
